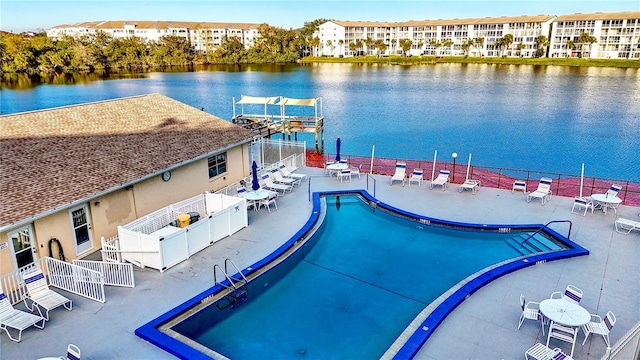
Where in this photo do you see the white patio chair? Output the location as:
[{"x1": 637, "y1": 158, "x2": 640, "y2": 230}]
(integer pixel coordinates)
[
  {"x1": 563, "y1": 284, "x2": 583, "y2": 303},
  {"x1": 581, "y1": 311, "x2": 616, "y2": 347},
  {"x1": 615, "y1": 217, "x2": 640, "y2": 234},
  {"x1": 408, "y1": 169, "x2": 424, "y2": 186},
  {"x1": 459, "y1": 179, "x2": 481, "y2": 194},
  {"x1": 526, "y1": 177, "x2": 553, "y2": 205},
  {"x1": 518, "y1": 294, "x2": 545, "y2": 335},
  {"x1": 59, "y1": 343, "x2": 81, "y2": 360},
  {"x1": 605, "y1": 184, "x2": 622, "y2": 197},
  {"x1": 0, "y1": 283, "x2": 46, "y2": 342},
  {"x1": 349, "y1": 164, "x2": 362, "y2": 179},
  {"x1": 571, "y1": 197, "x2": 594, "y2": 216},
  {"x1": 513, "y1": 180, "x2": 527, "y2": 194},
  {"x1": 338, "y1": 169, "x2": 352, "y2": 183},
  {"x1": 324, "y1": 160, "x2": 336, "y2": 176},
  {"x1": 390, "y1": 162, "x2": 407, "y2": 186},
  {"x1": 546, "y1": 322, "x2": 578, "y2": 358},
  {"x1": 21, "y1": 268, "x2": 73, "y2": 321},
  {"x1": 430, "y1": 170, "x2": 450, "y2": 191},
  {"x1": 259, "y1": 192, "x2": 278, "y2": 213}
]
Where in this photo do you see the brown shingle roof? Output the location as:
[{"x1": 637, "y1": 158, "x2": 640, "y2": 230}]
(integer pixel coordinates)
[
  {"x1": 555, "y1": 11, "x2": 640, "y2": 22},
  {"x1": 0, "y1": 93, "x2": 255, "y2": 228}
]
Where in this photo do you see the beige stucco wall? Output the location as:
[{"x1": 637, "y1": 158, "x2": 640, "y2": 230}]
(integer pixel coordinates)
[{"x1": 0, "y1": 144, "x2": 250, "y2": 277}]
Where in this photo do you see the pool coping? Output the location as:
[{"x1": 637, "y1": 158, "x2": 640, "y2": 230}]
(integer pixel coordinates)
[{"x1": 135, "y1": 189, "x2": 589, "y2": 360}]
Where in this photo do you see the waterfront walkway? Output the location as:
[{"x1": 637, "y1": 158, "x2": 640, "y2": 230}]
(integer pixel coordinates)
[{"x1": 1, "y1": 167, "x2": 638, "y2": 359}]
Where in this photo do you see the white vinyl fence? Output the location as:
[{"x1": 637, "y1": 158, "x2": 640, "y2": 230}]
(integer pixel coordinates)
[{"x1": 73, "y1": 260, "x2": 135, "y2": 288}]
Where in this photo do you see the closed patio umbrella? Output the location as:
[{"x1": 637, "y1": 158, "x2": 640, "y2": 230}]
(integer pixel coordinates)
[
  {"x1": 251, "y1": 161, "x2": 260, "y2": 191},
  {"x1": 335, "y1": 137, "x2": 341, "y2": 162}
]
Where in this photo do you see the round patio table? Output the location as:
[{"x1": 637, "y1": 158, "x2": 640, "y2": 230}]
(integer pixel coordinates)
[
  {"x1": 540, "y1": 298, "x2": 590, "y2": 327},
  {"x1": 590, "y1": 194, "x2": 622, "y2": 215}
]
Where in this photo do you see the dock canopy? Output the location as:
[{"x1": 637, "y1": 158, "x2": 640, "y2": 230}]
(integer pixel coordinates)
[
  {"x1": 280, "y1": 97, "x2": 317, "y2": 106},
  {"x1": 236, "y1": 95, "x2": 280, "y2": 105}
]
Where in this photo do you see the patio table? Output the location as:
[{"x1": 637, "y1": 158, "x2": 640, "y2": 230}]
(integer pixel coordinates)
[
  {"x1": 539, "y1": 298, "x2": 590, "y2": 328},
  {"x1": 589, "y1": 194, "x2": 622, "y2": 215}
]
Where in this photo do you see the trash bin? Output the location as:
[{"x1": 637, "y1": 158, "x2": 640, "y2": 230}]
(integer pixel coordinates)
[
  {"x1": 177, "y1": 213, "x2": 190, "y2": 228},
  {"x1": 188, "y1": 211, "x2": 200, "y2": 224}
]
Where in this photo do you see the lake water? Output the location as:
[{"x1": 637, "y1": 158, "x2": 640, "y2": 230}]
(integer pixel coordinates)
[{"x1": 2, "y1": 63, "x2": 639, "y2": 181}]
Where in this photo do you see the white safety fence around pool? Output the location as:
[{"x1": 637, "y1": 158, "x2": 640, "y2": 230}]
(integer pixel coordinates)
[
  {"x1": 116, "y1": 192, "x2": 248, "y2": 272},
  {"x1": 73, "y1": 260, "x2": 135, "y2": 288}
]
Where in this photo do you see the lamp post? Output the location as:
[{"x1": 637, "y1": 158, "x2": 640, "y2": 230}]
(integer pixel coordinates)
[{"x1": 452, "y1": 152, "x2": 458, "y2": 183}]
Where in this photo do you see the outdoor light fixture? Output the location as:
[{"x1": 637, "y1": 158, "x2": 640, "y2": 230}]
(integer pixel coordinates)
[{"x1": 452, "y1": 152, "x2": 458, "y2": 182}]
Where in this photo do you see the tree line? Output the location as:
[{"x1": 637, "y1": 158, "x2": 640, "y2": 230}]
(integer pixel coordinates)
[{"x1": 0, "y1": 19, "x2": 330, "y2": 73}]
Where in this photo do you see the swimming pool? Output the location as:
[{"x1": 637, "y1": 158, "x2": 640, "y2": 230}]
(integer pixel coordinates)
[{"x1": 136, "y1": 190, "x2": 589, "y2": 359}]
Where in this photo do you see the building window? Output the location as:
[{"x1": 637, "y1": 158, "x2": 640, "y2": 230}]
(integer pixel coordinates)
[{"x1": 208, "y1": 152, "x2": 227, "y2": 178}]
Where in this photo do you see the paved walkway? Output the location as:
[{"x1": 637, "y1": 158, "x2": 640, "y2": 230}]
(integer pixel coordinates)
[{"x1": 2, "y1": 167, "x2": 638, "y2": 359}]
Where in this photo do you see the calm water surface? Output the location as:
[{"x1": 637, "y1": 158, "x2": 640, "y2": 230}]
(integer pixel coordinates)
[{"x1": 2, "y1": 64, "x2": 639, "y2": 181}]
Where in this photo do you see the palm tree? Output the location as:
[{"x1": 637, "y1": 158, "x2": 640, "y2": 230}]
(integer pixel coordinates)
[
  {"x1": 310, "y1": 37, "x2": 320, "y2": 57},
  {"x1": 501, "y1": 34, "x2": 514, "y2": 57},
  {"x1": 399, "y1": 39, "x2": 413, "y2": 56},
  {"x1": 348, "y1": 42, "x2": 357, "y2": 57},
  {"x1": 364, "y1": 37, "x2": 374, "y2": 56},
  {"x1": 578, "y1": 32, "x2": 597, "y2": 58},
  {"x1": 430, "y1": 39, "x2": 442, "y2": 57},
  {"x1": 516, "y1": 42, "x2": 525, "y2": 57},
  {"x1": 326, "y1": 40, "x2": 334, "y2": 57},
  {"x1": 475, "y1": 37, "x2": 485, "y2": 56},
  {"x1": 461, "y1": 39, "x2": 474, "y2": 57},
  {"x1": 355, "y1": 39, "x2": 363, "y2": 56},
  {"x1": 441, "y1": 39, "x2": 453, "y2": 56},
  {"x1": 417, "y1": 40, "x2": 424, "y2": 55},
  {"x1": 566, "y1": 40, "x2": 576, "y2": 57},
  {"x1": 338, "y1": 39, "x2": 344, "y2": 56},
  {"x1": 535, "y1": 35, "x2": 549, "y2": 58},
  {"x1": 373, "y1": 39, "x2": 386, "y2": 57}
]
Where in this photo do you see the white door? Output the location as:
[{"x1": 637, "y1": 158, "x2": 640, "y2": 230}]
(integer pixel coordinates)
[
  {"x1": 70, "y1": 204, "x2": 92, "y2": 254},
  {"x1": 8, "y1": 225, "x2": 37, "y2": 270}
]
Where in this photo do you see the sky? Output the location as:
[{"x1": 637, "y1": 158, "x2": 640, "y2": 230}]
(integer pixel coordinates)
[{"x1": 1, "y1": 0, "x2": 638, "y2": 33}]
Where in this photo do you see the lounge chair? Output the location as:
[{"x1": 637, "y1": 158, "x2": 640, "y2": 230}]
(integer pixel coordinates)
[
  {"x1": 278, "y1": 164, "x2": 307, "y2": 182},
  {"x1": 581, "y1": 311, "x2": 616, "y2": 347},
  {"x1": 571, "y1": 197, "x2": 594, "y2": 216},
  {"x1": 260, "y1": 173, "x2": 292, "y2": 194},
  {"x1": 459, "y1": 179, "x2": 481, "y2": 194},
  {"x1": 430, "y1": 170, "x2": 450, "y2": 191},
  {"x1": 408, "y1": 169, "x2": 423, "y2": 186},
  {"x1": 614, "y1": 217, "x2": 640, "y2": 234},
  {"x1": 21, "y1": 268, "x2": 73, "y2": 321},
  {"x1": 390, "y1": 162, "x2": 407, "y2": 186},
  {"x1": 526, "y1": 177, "x2": 553, "y2": 205},
  {"x1": 0, "y1": 283, "x2": 45, "y2": 342},
  {"x1": 525, "y1": 343, "x2": 573, "y2": 360},
  {"x1": 271, "y1": 168, "x2": 299, "y2": 186}
]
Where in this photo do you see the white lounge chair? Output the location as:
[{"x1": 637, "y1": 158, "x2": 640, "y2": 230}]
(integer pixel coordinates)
[
  {"x1": 582, "y1": 311, "x2": 616, "y2": 347},
  {"x1": 408, "y1": 169, "x2": 423, "y2": 186},
  {"x1": 518, "y1": 294, "x2": 545, "y2": 335},
  {"x1": 526, "y1": 177, "x2": 553, "y2": 205},
  {"x1": 525, "y1": 343, "x2": 573, "y2": 360},
  {"x1": 430, "y1": 170, "x2": 450, "y2": 191},
  {"x1": 21, "y1": 268, "x2": 73, "y2": 321},
  {"x1": 279, "y1": 164, "x2": 307, "y2": 182},
  {"x1": 547, "y1": 322, "x2": 578, "y2": 358},
  {"x1": 614, "y1": 217, "x2": 640, "y2": 234},
  {"x1": 271, "y1": 168, "x2": 299, "y2": 186},
  {"x1": 390, "y1": 162, "x2": 407, "y2": 186},
  {"x1": 459, "y1": 179, "x2": 481, "y2": 194},
  {"x1": 571, "y1": 197, "x2": 594, "y2": 216},
  {"x1": 260, "y1": 173, "x2": 292, "y2": 194},
  {"x1": 0, "y1": 283, "x2": 45, "y2": 342}
]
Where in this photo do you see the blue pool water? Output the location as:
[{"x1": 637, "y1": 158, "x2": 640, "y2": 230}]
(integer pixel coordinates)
[{"x1": 137, "y1": 192, "x2": 587, "y2": 359}]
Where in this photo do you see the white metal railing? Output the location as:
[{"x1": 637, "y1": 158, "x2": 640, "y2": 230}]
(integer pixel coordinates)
[
  {"x1": 73, "y1": 260, "x2": 135, "y2": 288},
  {"x1": 101, "y1": 235, "x2": 121, "y2": 263},
  {"x1": 601, "y1": 320, "x2": 640, "y2": 360},
  {"x1": 44, "y1": 257, "x2": 105, "y2": 303},
  {"x1": 0, "y1": 257, "x2": 106, "y2": 305}
]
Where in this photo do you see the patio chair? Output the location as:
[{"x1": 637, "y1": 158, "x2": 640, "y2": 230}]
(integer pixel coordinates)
[
  {"x1": 605, "y1": 184, "x2": 622, "y2": 197},
  {"x1": 260, "y1": 173, "x2": 292, "y2": 194},
  {"x1": 390, "y1": 162, "x2": 407, "y2": 186},
  {"x1": 338, "y1": 169, "x2": 352, "y2": 183},
  {"x1": 546, "y1": 322, "x2": 578, "y2": 358},
  {"x1": 571, "y1": 197, "x2": 594, "y2": 216},
  {"x1": 526, "y1": 178, "x2": 553, "y2": 205},
  {"x1": 459, "y1": 179, "x2": 481, "y2": 194},
  {"x1": 513, "y1": 180, "x2": 527, "y2": 194},
  {"x1": 563, "y1": 284, "x2": 583, "y2": 303},
  {"x1": 408, "y1": 169, "x2": 424, "y2": 186},
  {"x1": 259, "y1": 192, "x2": 278, "y2": 213},
  {"x1": 349, "y1": 164, "x2": 362, "y2": 179},
  {"x1": 430, "y1": 170, "x2": 450, "y2": 191},
  {"x1": 324, "y1": 160, "x2": 336, "y2": 176},
  {"x1": 614, "y1": 217, "x2": 640, "y2": 234},
  {"x1": 518, "y1": 294, "x2": 545, "y2": 335},
  {"x1": 0, "y1": 283, "x2": 46, "y2": 342},
  {"x1": 59, "y1": 343, "x2": 81, "y2": 360},
  {"x1": 279, "y1": 164, "x2": 307, "y2": 182},
  {"x1": 271, "y1": 168, "x2": 299, "y2": 186},
  {"x1": 21, "y1": 268, "x2": 73, "y2": 321},
  {"x1": 581, "y1": 311, "x2": 616, "y2": 347}
]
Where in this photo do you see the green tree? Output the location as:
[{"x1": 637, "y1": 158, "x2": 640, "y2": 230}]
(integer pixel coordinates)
[
  {"x1": 398, "y1": 38, "x2": 412, "y2": 56},
  {"x1": 430, "y1": 39, "x2": 442, "y2": 56},
  {"x1": 535, "y1": 35, "x2": 549, "y2": 58},
  {"x1": 441, "y1": 39, "x2": 453, "y2": 56},
  {"x1": 461, "y1": 39, "x2": 474, "y2": 57},
  {"x1": 309, "y1": 37, "x2": 320, "y2": 57},
  {"x1": 348, "y1": 41, "x2": 357, "y2": 56},
  {"x1": 364, "y1": 37, "x2": 374, "y2": 55},
  {"x1": 516, "y1": 42, "x2": 525, "y2": 57},
  {"x1": 373, "y1": 39, "x2": 386, "y2": 57},
  {"x1": 338, "y1": 39, "x2": 344, "y2": 56},
  {"x1": 211, "y1": 35, "x2": 247, "y2": 64},
  {"x1": 475, "y1": 37, "x2": 484, "y2": 56},
  {"x1": 578, "y1": 32, "x2": 597, "y2": 58},
  {"x1": 566, "y1": 40, "x2": 576, "y2": 57},
  {"x1": 325, "y1": 39, "x2": 334, "y2": 56},
  {"x1": 499, "y1": 34, "x2": 513, "y2": 57},
  {"x1": 355, "y1": 39, "x2": 363, "y2": 56}
]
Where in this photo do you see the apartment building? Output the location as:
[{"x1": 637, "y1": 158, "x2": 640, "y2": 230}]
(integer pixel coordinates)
[
  {"x1": 550, "y1": 12, "x2": 640, "y2": 59},
  {"x1": 317, "y1": 11, "x2": 640, "y2": 59},
  {"x1": 46, "y1": 20, "x2": 262, "y2": 53}
]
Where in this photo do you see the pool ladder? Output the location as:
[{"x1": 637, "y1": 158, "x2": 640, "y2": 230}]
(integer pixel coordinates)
[{"x1": 213, "y1": 258, "x2": 248, "y2": 309}]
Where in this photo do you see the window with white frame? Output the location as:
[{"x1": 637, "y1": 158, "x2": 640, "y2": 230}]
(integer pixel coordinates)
[{"x1": 208, "y1": 152, "x2": 227, "y2": 178}]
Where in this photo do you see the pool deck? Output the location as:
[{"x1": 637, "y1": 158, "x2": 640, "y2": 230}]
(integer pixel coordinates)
[{"x1": 2, "y1": 167, "x2": 639, "y2": 360}]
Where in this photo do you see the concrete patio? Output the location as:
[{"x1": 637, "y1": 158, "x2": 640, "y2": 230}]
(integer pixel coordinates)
[{"x1": 2, "y1": 167, "x2": 638, "y2": 360}]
